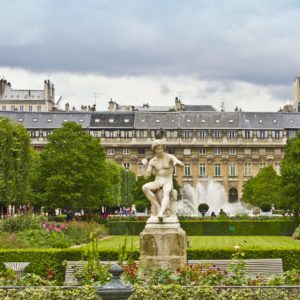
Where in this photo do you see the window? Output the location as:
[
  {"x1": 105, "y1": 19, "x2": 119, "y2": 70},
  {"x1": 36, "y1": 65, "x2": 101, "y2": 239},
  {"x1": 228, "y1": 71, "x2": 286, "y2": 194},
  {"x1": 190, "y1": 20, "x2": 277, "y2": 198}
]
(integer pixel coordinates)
[
  {"x1": 244, "y1": 163, "x2": 252, "y2": 176},
  {"x1": 197, "y1": 130, "x2": 207, "y2": 139},
  {"x1": 199, "y1": 148, "x2": 206, "y2": 155},
  {"x1": 124, "y1": 119, "x2": 129, "y2": 123},
  {"x1": 183, "y1": 148, "x2": 191, "y2": 155},
  {"x1": 29, "y1": 106, "x2": 32, "y2": 112},
  {"x1": 272, "y1": 131, "x2": 282, "y2": 139},
  {"x1": 107, "y1": 148, "x2": 115, "y2": 155},
  {"x1": 166, "y1": 130, "x2": 177, "y2": 139},
  {"x1": 244, "y1": 130, "x2": 252, "y2": 139},
  {"x1": 182, "y1": 130, "x2": 193, "y2": 139},
  {"x1": 199, "y1": 164, "x2": 206, "y2": 177},
  {"x1": 19, "y1": 106, "x2": 24, "y2": 112},
  {"x1": 95, "y1": 119, "x2": 100, "y2": 123},
  {"x1": 1, "y1": 106, "x2": 6, "y2": 111},
  {"x1": 37, "y1": 105, "x2": 41, "y2": 112},
  {"x1": 214, "y1": 148, "x2": 221, "y2": 155},
  {"x1": 168, "y1": 148, "x2": 176, "y2": 155},
  {"x1": 123, "y1": 163, "x2": 130, "y2": 169},
  {"x1": 136, "y1": 130, "x2": 148, "y2": 138},
  {"x1": 33, "y1": 118, "x2": 38, "y2": 122},
  {"x1": 228, "y1": 130, "x2": 237, "y2": 139},
  {"x1": 18, "y1": 118, "x2": 23, "y2": 122},
  {"x1": 138, "y1": 164, "x2": 145, "y2": 176},
  {"x1": 123, "y1": 148, "x2": 130, "y2": 155},
  {"x1": 257, "y1": 130, "x2": 268, "y2": 139},
  {"x1": 229, "y1": 165, "x2": 236, "y2": 177},
  {"x1": 259, "y1": 162, "x2": 266, "y2": 169},
  {"x1": 214, "y1": 164, "x2": 221, "y2": 176},
  {"x1": 109, "y1": 118, "x2": 114, "y2": 123},
  {"x1": 11, "y1": 105, "x2": 15, "y2": 111},
  {"x1": 138, "y1": 148, "x2": 145, "y2": 155},
  {"x1": 212, "y1": 130, "x2": 222, "y2": 139},
  {"x1": 120, "y1": 130, "x2": 132, "y2": 139},
  {"x1": 229, "y1": 148, "x2": 236, "y2": 155},
  {"x1": 274, "y1": 149, "x2": 281, "y2": 155},
  {"x1": 105, "y1": 131, "x2": 116, "y2": 138},
  {"x1": 184, "y1": 164, "x2": 191, "y2": 176}
]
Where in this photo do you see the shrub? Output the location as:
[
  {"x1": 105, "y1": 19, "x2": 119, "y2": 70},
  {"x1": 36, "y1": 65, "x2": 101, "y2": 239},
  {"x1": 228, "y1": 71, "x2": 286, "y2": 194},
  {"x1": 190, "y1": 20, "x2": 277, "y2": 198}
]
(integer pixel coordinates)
[
  {"x1": 135, "y1": 201, "x2": 146, "y2": 213},
  {"x1": 0, "y1": 214, "x2": 46, "y2": 233},
  {"x1": 292, "y1": 225, "x2": 300, "y2": 240},
  {"x1": 260, "y1": 202, "x2": 272, "y2": 212},
  {"x1": 131, "y1": 286, "x2": 300, "y2": 300},
  {"x1": 198, "y1": 203, "x2": 209, "y2": 213},
  {"x1": 0, "y1": 287, "x2": 98, "y2": 299}
]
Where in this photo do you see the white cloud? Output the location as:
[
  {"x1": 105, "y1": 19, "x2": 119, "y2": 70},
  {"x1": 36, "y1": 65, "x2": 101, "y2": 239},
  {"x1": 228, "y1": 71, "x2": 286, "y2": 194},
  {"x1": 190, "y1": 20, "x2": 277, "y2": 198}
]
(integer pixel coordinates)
[{"x1": 0, "y1": 67, "x2": 292, "y2": 112}]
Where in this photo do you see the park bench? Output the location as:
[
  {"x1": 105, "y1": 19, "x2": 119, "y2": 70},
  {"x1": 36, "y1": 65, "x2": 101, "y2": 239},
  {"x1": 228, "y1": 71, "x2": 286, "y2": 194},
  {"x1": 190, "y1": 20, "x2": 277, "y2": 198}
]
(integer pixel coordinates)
[
  {"x1": 64, "y1": 258, "x2": 283, "y2": 285},
  {"x1": 187, "y1": 258, "x2": 283, "y2": 275},
  {"x1": 64, "y1": 260, "x2": 120, "y2": 285}
]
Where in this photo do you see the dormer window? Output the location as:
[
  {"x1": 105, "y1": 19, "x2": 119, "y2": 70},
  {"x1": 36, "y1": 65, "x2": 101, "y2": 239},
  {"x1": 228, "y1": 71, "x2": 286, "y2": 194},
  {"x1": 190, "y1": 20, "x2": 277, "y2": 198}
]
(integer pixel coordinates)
[
  {"x1": 33, "y1": 118, "x2": 38, "y2": 122},
  {"x1": 18, "y1": 118, "x2": 23, "y2": 122},
  {"x1": 186, "y1": 119, "x2": 191, "y2": 123},
  {"x1": 201, "y1": 120, "x2": 206, "y2": 123},
  {"x1": 47, "y1": 119, "x2": 52, "y2": 122},
  {"x1": 259, "y1": 120, "x2": 263, "y2": 123},
  {"x1": 124, "y1": 119, "x2": 129, "y2": 123},
  {"x1": 156, "y1": 120, "x2": 160, "y2": 123},
  {"x1": 216, "y1": 120, "x2": 220, "y2": 123},
  {"x1": 229, "y1": 120, "x2": 234, "y2": 123},
  {"x1": 109, "y1": 118, "x2": 114, "y2": 123},
  {"x1": 95, "y1": 119, "x2": 100, "y2": 123}
]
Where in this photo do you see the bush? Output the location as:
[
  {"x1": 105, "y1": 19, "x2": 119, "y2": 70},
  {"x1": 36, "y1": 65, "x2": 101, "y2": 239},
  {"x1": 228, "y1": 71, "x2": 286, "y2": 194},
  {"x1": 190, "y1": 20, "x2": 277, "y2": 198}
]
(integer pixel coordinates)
[
  {"x1": 260, "y1": 202, "x2": 272, "y2": 212},
  {"x1": 0, "y1": 286, "x2": 98, "y2": 299},
  {"x1": 198, "y1": 203, "x2": 209, "y2": 213},
  {"x1": 135, "y1": 201, "x2": 146, "y2": 213},
  {"x1": 0, "y1": 214, "x2": 46, "y2": 233},
  {"x1": 292, "y1": 225, "x2": 300, "y2": 240}
]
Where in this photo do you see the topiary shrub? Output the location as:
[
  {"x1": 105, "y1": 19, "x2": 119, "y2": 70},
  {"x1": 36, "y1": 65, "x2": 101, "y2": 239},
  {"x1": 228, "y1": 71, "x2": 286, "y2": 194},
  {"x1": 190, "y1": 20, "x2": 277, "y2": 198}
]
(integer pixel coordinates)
[
  {"x1": 198, "y1": 203, "x2": 209, "y2": 216},
  {"x1": 260, "y1": 202, "x2": 272, "y2": 212}
]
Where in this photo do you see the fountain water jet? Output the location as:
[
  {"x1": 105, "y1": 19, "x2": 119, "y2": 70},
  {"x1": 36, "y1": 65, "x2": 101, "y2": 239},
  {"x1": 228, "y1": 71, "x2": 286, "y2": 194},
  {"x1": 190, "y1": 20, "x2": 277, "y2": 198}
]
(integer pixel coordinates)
[{"x1": 174, "y1": 180, "x2": 247, "y2": 216}]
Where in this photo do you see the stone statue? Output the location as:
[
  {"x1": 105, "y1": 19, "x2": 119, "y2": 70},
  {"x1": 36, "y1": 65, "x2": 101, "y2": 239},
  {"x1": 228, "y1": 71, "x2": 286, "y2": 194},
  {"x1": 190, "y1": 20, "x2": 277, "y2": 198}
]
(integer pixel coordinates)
[{"x1": 142, "y1": 139, "x2": 184, "y2": 222}]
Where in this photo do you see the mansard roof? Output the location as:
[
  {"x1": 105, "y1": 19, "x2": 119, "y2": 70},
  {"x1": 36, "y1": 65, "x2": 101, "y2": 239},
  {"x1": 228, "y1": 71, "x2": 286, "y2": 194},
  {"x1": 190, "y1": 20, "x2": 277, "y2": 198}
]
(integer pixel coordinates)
[
  {"x1": 179, "y1": 112, "x2": 239, "y2": 129},
  {"x1": 240, "y1": 113, "x2": 284, "y2": 129},
  {"x1": 282, "y1": 113, "x2": 300, "y2": 129},
  {"x1": 0, "y1": 111, "x2": 91, "y2": 129},
  {"x1": 90, "y1": 112, "x2": 135, "y2": 128},
  {"x1": 134, "y1": 112, "x2": 180, "y2": 129}
]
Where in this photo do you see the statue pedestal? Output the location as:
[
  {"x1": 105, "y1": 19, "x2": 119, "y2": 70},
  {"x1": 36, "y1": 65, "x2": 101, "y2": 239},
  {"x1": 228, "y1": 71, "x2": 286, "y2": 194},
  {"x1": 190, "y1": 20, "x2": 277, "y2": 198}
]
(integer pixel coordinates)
[{"x1": 140, "y1": 216, "x2": 187, "y2": 271}]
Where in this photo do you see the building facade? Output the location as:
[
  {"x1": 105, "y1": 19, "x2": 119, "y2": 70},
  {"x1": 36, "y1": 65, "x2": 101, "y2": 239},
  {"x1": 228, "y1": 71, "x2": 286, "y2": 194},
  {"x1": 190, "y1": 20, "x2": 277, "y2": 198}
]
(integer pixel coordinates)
[
  {"x1": 1, "y1": 110, "x2": 299, "y2": 203},
  {"x1": 0, "y1": 79, "x2": 55, "y2": 112}
]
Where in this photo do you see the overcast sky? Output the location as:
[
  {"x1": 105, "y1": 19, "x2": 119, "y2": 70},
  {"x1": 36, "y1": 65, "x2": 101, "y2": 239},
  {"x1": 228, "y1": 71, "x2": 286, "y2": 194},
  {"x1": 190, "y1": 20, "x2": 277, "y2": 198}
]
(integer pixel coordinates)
[{"x1": 0, "y1": 0, "x2": 299, "y2": 111}]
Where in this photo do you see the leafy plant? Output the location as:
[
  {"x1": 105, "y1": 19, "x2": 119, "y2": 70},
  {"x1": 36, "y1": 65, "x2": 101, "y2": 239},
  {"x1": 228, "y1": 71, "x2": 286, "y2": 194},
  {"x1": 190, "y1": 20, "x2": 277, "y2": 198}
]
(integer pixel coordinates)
[{"x1": 260, "y1": 202, "x2": 272, "y2": 212}]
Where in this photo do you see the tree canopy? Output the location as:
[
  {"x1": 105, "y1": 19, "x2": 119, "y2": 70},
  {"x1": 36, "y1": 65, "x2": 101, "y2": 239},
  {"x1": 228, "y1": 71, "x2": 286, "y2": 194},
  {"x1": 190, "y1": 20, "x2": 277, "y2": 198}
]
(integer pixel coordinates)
[
  {"x1": 242, "y1": 165, "x2": 282, "y2": 208},
  {"x1": 34, "y1": 121, "x2": 112, "y2": 211},
  {"x1": 0, "y1": 118, "x2": 32, "y2": 209},
  {"x1": 280, "y1": 131, "x2": 300, "y2": 217}
]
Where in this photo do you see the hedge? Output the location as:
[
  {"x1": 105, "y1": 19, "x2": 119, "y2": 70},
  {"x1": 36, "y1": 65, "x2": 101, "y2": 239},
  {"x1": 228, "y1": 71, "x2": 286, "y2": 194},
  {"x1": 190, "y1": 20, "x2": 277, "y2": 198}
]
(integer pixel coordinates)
[
  {"x1": 132, "y1": 286, "x2": 300, "y2": 300},
  {"x1": 1, "y1": 247, "x2": 299, "y2": 282},
  {"x1": 107, "y1": 220, "x2": 297, "y2": 236},
  {"x1": 0, "y1": 286, "x2": 299, "y2": 300}
]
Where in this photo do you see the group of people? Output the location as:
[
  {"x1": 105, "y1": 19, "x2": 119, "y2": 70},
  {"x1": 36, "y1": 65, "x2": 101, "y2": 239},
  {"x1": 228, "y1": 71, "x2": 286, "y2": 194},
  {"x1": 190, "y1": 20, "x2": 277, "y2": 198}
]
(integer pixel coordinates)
[{"x1": 210, "y1": 209, "x2": 227, "y2": 218}]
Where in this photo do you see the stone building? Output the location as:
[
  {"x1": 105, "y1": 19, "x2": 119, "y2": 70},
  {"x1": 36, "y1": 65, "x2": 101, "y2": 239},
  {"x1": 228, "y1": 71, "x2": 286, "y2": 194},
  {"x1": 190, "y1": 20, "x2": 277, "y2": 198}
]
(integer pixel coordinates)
[
  {"x1": 0, "y1": 79, "x2": 55, "y2": 112},
  {"x1": 1, "y1": 109, "x2": 300, "y2": 203}
]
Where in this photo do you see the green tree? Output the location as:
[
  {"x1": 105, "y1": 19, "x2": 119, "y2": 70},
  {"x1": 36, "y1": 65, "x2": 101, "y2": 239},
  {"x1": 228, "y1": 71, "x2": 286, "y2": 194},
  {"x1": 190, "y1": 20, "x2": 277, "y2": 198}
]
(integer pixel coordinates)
[
  {"x1": 280, "y1": 131, "x2": 300, "y2": 218},
  {"x1": 0, "y1": 118, "x2": 32, "y2": 212},
  {"x1": 242, "y1": 165, "x2": 282, "y2": 208},
  {"x1": 35, "y1": 121, "x2": 110, "y2": 211}
]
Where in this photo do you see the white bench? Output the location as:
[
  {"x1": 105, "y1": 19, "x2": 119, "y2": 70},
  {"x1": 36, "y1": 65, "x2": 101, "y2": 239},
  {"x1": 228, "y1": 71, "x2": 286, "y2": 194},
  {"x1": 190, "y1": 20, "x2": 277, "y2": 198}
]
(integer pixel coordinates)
[{"x1": 187, "y1": 259, "x2": 283, "y2": 275}]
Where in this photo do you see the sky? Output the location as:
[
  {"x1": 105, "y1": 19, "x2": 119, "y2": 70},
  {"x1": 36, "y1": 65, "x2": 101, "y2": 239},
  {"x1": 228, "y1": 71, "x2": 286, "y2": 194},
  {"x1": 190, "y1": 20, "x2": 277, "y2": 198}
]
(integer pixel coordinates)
[{"x1": 0, "y1": 0, "x2": 299, "y2": 112}]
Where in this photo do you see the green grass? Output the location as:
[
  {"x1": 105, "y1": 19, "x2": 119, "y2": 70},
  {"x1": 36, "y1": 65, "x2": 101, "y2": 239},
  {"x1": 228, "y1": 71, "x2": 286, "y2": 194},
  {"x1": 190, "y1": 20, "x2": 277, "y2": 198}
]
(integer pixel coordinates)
[{"x1": 97, "y1": 235, "x2": 300, "y2": 251}]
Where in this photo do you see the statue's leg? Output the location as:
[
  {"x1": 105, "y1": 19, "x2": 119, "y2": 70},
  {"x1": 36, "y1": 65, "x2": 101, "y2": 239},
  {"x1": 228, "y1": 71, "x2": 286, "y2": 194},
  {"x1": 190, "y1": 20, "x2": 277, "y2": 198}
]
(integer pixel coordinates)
[
  {"x1": 142, "y1": 182, "x2": 161, "y2": 214},
  {"x1": 158, "y1": 181, "x2": 172, "y2": 220}
]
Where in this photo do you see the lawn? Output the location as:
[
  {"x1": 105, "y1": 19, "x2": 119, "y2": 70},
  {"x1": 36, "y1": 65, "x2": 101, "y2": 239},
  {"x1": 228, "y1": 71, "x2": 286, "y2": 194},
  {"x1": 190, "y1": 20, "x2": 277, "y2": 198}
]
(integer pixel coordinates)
[{"x1": 97, "y1": 235, "x2": 300, "y2": 251}]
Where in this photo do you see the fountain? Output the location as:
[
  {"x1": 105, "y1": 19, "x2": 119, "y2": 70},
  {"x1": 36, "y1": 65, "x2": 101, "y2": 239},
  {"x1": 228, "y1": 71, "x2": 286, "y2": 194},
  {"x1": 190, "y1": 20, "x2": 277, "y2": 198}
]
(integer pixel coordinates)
[{"x1": 174, "y1": 180, "x2": 248, "y2": 216}]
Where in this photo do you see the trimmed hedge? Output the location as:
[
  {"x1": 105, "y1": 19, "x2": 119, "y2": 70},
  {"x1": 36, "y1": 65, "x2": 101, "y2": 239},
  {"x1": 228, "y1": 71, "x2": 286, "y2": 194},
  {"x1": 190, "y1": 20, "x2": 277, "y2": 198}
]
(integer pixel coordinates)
[
  {"x1": 107, "y1": 220, "x2": 297, "y2": 236},
  {"x1": 132, "y1": 286, "x2": 300, "y2": 300},
  {"x1": 1, "y1": 246, "x2": 298, "y2": 282},
  {"x1": 0, "y1": 287, "x2": 98, "y2": 299},
  {"x1": 0, "y1": 286, "x2": 299, "y2": 300}
]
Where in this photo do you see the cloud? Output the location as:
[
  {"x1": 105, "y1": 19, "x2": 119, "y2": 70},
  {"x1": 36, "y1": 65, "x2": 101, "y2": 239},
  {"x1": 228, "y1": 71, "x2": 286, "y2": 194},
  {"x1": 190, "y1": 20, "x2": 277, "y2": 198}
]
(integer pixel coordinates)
[{"x1": 0, "y1": 0, "x2": 299, "y2": 87}]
